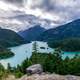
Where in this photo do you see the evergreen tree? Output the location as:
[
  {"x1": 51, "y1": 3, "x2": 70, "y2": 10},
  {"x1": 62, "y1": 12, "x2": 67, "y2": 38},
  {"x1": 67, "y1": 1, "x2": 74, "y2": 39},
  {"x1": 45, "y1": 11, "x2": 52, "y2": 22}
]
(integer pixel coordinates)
[
  {"x1": 33, "y1": 41, "x2": 38, "y2": 53},
  {"x1": 31, "y1": 41, "x2": 39, "y2": 64},
  {"x1": 0, "y1": 63, "x2": 5, "y2": 80},
  {"x1": 44, "y1": 48, "x2": 63, "y2": 73},
  {"x1": 7, "y1": 63, "x2": 12, "y2": 73},
  {"x1": 21, "y1": 58, "x2": 32, "y2": 73}
]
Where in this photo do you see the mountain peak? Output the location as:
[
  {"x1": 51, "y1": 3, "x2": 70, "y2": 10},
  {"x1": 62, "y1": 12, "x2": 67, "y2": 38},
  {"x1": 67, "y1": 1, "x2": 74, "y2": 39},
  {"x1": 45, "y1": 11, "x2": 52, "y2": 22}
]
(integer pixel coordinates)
[
  {"x1": 18, "y1": 25, "x2": 46, "y2": 41},
  {"x1": 39, "y1": 19, "x2": 80, "y2": 41}
]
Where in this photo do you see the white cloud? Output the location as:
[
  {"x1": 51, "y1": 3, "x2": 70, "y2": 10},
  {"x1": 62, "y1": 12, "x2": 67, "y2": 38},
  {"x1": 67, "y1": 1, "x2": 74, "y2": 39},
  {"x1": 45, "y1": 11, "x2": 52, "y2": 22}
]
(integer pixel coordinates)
[
  {"x1": 24, "y1": 8, "x2": 43, "y2": 17},
  {"x1": 0, "y1": 1, "x2": 19, "y2": 11},
  {"x1": 23, "y1": 0, "x2": 80, "y2": 22},
  {"x1": 0, "y1": 0, "x2": 80, "y2": 31},
  {"x1": 39, "y1": 12, "x2": 60, "y2": 21}
]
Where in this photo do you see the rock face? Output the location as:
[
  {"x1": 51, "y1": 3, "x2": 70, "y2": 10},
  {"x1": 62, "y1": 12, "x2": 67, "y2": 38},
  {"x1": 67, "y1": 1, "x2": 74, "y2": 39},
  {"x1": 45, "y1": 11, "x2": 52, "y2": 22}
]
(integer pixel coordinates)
[
  {"x1": 20, "y1": 74, "x2": 80, "y2": 80},
  {"x1": 4, "y1": 74, "x2": 80, "y2": 80},
  {"x1": 26, "y1": 64, "x2": 43, "y2": 74},
  {"x1": 65, "y1": 75, "x2": 77, "y2": 80}
]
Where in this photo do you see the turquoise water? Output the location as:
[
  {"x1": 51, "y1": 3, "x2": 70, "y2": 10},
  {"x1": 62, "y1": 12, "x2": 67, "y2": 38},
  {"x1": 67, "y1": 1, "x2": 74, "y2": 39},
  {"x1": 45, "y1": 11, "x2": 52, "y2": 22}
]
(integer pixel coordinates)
[
  {"x1": 62, "y1": 52, "x2": 80, "y2": 59},
  {"x1": 0, "y1": 41, "x2": 80, "y2": 68}
]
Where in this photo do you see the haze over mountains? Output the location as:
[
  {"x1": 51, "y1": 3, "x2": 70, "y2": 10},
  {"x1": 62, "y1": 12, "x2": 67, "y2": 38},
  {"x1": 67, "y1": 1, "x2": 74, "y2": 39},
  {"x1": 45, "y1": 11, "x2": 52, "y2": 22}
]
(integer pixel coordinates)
[
  {"x1": 0, "y1": 15, "x2": 80, "y2": 43},
  {"x1": 0, "y1": 0, "x2": 80, "y2": 32},
  {"x1": 39, "y1": 19, "x2": 80, "y2": 41},
  {"x1": 0, "y1": 17, "x2": 80, "y2": 52},
  {"x1": 17, "y1": 19, "x2": 80, "y2": 42},
  {"x1": 18, "y1": 25, "x2": 46, "y2": 41},
  {"x1": 0, "y1": 14, "x2": 58, "y2": 32}
]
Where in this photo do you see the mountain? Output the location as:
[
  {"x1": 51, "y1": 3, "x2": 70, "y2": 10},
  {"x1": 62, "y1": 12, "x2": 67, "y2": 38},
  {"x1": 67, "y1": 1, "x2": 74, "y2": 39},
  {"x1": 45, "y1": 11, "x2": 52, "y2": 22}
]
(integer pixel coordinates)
[
  {"x1": 39, "y1": 19, "x2": 80, "y2": 41},
  {"x1": 0, "y1": 28, "x2": 25, "y2": 48},
  {"x1": 18, "y1": 25, "x2": 46, "y2": 41}
]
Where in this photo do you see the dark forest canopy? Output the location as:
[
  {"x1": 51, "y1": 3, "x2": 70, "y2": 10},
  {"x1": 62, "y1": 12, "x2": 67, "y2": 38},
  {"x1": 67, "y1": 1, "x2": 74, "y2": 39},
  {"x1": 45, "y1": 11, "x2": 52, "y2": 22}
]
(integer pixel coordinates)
[{"x1": 48, "y1": 38, "x2": 80, "y2": 52}]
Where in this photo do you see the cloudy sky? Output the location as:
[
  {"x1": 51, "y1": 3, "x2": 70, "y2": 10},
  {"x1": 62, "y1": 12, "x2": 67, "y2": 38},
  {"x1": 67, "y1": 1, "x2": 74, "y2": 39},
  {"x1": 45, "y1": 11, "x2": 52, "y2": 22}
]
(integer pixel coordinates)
[{"x1": 0, "y1": 0, "x2": 80, "y2": 31}]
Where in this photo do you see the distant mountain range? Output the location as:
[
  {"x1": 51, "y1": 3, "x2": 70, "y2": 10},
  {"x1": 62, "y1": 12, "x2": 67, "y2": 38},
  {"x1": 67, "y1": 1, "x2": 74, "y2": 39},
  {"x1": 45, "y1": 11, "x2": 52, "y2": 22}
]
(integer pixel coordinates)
[
  {"x1": 18, "y1": 25, "x2": 46, "y2": 41},
  {"x1": 0, "y1": 28, "x2": 25, "y2": 48},
  {"x1": 39, "y1": 19, "x2": 80, "y2": 41},
  {"x1": 1, "y1": 18, "x2": 80, "y2": 46},
  {"x1": 0, "y1": 18, "x2": 80, "y2": 52},
  {"x1": 18, "y1": 19, "x2": 80, "y2": 42}
]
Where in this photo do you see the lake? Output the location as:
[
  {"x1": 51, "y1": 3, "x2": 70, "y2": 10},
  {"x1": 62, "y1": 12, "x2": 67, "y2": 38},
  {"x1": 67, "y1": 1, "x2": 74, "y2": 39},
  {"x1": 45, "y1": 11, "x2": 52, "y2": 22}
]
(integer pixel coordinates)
[{"x1": 0, "y1": 41, "x2": 80, "y2": 69}]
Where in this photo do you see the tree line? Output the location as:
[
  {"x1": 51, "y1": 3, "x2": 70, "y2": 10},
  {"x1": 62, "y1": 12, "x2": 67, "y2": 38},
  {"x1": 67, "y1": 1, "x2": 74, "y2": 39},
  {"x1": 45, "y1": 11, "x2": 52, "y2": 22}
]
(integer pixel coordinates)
[{"x1": 0, "y1": 42, "x2": 80, "y2": 79}]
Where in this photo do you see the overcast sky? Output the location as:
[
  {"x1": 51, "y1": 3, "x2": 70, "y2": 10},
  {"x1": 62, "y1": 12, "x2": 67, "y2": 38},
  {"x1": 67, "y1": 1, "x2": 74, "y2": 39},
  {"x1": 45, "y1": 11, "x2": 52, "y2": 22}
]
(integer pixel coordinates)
[{"x1": 0, "y1": 0, "x2": 80, "y2": 30}]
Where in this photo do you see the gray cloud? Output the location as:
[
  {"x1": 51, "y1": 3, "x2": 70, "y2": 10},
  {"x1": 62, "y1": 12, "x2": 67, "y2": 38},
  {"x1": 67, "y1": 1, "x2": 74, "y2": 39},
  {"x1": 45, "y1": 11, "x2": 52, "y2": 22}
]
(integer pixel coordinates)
[
  {"x1": 1, "y1": 0, "x2": 80, "y2": 20},
  {"x1": 26, "y1": 0, "x2": 80, "y2": 20},
  {"x1": 0, "y1": 0, "x2": 80, "y2": 31},
  {"x1": 30, "y1": 0, "x2": 55, "y2": 11},
  {"x1": 2, "y1": 0, "x2": 23, "y2": 6}
]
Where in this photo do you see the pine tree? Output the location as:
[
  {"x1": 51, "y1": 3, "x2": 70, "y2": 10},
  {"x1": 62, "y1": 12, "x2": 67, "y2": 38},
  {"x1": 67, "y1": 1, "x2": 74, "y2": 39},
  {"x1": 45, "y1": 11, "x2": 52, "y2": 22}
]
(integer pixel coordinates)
[
  {"x1": 21, "y1": 58, "x2": 32, "y2": 73},
  {"x1": 44, "y1": 48, "x2": 63, "y2": 73},
  {"x1": 0, "y1": 63, "x2": 5, "y2": 80},
  {"x1": 7, "y1": 63, "x2": 12, "y2": 73},
  {"x1": 33, "y1": 41, "x2": 38, "y2": 53},
  {"x1": 32, "y1": 41, "x2": 39, "y2": 64}
]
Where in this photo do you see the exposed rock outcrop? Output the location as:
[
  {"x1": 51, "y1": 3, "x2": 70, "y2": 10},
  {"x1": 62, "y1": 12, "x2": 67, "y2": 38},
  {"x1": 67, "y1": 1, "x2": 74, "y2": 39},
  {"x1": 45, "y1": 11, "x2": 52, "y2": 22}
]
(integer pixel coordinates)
[
  {"x1": 3, "y1": 74, "x2": 80, "y2": 80},
  {"x1": 20, "y1": 74, "x2": 80, "y2": 80},
  {"x1": 26, "y1": 64, "x2": 43, "y2": 74},
  {"x1": 65, "y1": 75, "x2": 77, "y2": 80}
]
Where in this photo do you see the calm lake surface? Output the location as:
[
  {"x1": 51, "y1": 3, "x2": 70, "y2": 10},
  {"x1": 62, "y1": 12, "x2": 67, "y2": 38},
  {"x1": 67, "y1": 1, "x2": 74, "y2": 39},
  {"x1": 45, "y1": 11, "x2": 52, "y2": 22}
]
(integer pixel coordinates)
[{"x1": 0, "y1": 41, "x2": 80, "y2": 68}]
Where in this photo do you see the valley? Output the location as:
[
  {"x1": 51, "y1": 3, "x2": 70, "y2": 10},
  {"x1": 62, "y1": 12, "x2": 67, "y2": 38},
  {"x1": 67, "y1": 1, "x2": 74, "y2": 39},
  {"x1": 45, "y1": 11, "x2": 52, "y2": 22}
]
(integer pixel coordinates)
[
  {"x1": 0, "y1": 41, "x2": 80, "y2": 69},
  {"x1": 0, "y1": 0, "x2": 80, "y2": 80},
  {"x1": 1, "y1": 19, "x2": 80, "y2": 68},
  {"x1": 0, "y1": 28, "x2": 25, "y2": 60}
]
